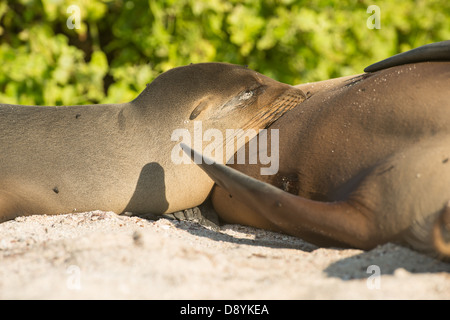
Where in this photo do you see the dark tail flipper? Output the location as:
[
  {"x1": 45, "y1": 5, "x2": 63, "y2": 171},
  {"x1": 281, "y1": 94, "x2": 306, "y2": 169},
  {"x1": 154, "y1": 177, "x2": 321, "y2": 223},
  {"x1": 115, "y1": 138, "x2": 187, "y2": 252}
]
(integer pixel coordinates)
[
  {"x1": 180, "y1": 143, "x2": 378, "y2": 249},
  {"x1": 364, "y1": 40, "x2": 450, "y2": 72}
]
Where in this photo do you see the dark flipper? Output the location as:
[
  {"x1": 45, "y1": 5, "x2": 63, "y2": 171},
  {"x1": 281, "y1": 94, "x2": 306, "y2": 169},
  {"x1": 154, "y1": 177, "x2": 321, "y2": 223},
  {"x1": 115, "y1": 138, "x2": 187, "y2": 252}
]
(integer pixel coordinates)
[
  {"x1": 180, "y1": 143, "x2": 376, "y2": 249},
  {"x1": 364, "y1": 40, "x2": 450, "y2": 73}
]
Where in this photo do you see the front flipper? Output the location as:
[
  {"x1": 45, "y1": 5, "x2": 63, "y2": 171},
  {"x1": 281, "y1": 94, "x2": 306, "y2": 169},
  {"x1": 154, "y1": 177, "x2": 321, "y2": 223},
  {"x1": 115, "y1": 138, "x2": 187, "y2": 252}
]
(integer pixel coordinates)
[
  {"x1": 180, "y1": 143, "x2": 378, "y2": 249},
  {"x1": 364, "y1": 40, "x2": 450, "y2": 72}
]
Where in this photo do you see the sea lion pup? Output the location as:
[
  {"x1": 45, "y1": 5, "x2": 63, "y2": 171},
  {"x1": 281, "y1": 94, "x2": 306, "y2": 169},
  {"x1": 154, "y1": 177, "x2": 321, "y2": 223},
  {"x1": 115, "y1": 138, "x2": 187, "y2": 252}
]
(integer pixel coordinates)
[
  {"x1": 0, "y1": 63, "x2": 305, "y2": 222},
  {"x1": 184, "y1": 42, "x2": 450, "y2": 259}
]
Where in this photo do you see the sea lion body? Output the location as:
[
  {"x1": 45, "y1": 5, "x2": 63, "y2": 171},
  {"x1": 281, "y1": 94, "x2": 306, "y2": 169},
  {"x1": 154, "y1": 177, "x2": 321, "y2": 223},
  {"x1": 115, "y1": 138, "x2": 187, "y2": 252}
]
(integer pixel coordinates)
[
  {"x1": 0, "y1": 63, "x2": 305, "y2": 221},
  {"x1": 189, "y1": 57, "x2": 450, "y2": 258}
]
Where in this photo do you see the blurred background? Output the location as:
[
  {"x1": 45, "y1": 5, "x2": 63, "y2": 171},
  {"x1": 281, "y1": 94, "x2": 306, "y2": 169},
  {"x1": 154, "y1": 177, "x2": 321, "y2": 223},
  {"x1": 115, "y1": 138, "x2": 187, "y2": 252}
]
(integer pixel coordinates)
[{"x1": 0, "y1": 0, "x2": 448, "y2": 106}]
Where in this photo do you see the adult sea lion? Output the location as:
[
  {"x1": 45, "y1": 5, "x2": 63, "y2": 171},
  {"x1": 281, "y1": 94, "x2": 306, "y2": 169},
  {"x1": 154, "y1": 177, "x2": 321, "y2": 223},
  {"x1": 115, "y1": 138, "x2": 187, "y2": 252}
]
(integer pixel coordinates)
[
  {"x1": 0, "y1": 63, "x2": 305, "y2": 222},
  {"x1": 183, "y1": 42, "x2": 450, "y2": 259}
]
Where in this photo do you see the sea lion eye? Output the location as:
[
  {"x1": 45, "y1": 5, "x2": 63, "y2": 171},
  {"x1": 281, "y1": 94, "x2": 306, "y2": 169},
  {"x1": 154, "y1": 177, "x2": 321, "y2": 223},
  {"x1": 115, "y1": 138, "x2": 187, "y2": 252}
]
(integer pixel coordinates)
[
  {"x1": 239, "y1": 84, "x2": 265, "y2": 101},
  {"x1": 240, "y1": 90, "x2": 254, "y2": 101}
]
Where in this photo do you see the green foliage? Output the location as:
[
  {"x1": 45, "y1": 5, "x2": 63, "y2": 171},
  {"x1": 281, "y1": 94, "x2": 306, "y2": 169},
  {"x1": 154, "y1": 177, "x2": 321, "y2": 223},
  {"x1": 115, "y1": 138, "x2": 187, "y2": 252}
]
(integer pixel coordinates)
[{"x1": 0, "y1": 0, "x2": 449, "y2": 105}]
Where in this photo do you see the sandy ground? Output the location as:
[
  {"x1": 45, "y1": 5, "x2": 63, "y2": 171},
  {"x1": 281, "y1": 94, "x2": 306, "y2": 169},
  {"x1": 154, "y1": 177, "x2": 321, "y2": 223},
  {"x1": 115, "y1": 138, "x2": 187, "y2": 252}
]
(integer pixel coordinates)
[{"x1": 0, "y1": 210, "x2": 449, "y2": 300}]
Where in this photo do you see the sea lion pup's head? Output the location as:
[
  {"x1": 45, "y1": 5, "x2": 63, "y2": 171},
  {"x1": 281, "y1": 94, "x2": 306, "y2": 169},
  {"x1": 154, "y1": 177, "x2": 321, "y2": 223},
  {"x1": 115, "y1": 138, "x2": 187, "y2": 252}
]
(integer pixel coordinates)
[{"x1": 133, "y1": 62, "x2": 306, "y2": 131}]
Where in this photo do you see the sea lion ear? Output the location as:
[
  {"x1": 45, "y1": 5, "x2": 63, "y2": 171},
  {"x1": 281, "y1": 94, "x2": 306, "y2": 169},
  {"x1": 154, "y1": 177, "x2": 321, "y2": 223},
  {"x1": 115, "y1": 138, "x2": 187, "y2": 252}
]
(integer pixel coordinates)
[{"x1": 190, "y1": 100, "x2": 209, "y2": 120}]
